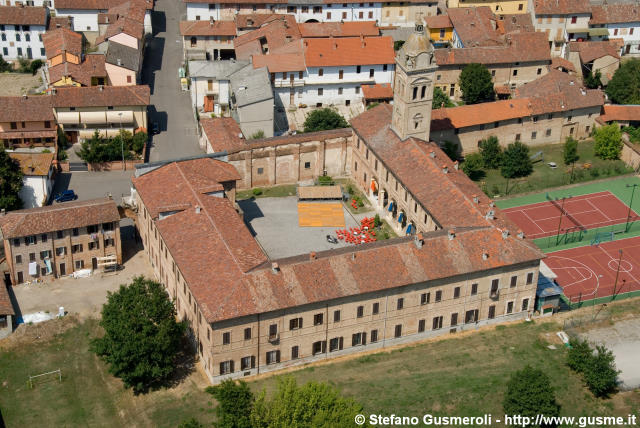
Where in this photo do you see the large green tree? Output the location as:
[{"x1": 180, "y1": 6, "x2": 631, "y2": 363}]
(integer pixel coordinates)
[
  {"x1": 584, "y1": 70, "x2": 602, "y2": 89},
  {"x1": 251, "y1": 377, "x2": 366, "y2": 428},
  {"x1": 432, "y1": 87, "x2": 454, "y2": 109},
  {"x1": 0, "y1": 147, "x2": 24, "y2": 211},
  {"x1": 501, "y1": 141, "x2": 533, "y2": 179},
  {"x1": 462, "y1": 152, "x2": 485, "y2": 181},
  {"x1": 583, "y1": 345, "x2": 619, "y2": 398},
  {"x1": 593, "y1": 124, "x2": 622, "y2": 160},
  {"x1": 206, "y1": 380, "x2": 254, "y2": 428},
  {"x1": 459, "y1": 63, "x2": 495, "y2": 104},
  {"x1": 91, "y1": 276, "x2": 186, "y2": 393},
  {"x1": 606, "y1": 59, "x2": 640, "y2": 105},
  {"x1": 479, "y1": 136, "x2": 503, "y2": 169},
  {"x1": 503, "y1": 366, "x2": 560, "y2": 427},
  {"x1": 303, "y1": 108, "x2": 349, "y2": 133}
]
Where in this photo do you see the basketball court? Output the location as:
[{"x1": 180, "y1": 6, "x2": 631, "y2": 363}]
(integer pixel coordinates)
[
  {"x1": 298, "y1": 203, "x2": 345, "y2": 227},
  {"x1": 544, "y1": 236, "x2": 640, "y2": 304},
  {"x1": 502, "y1": 191, "x2": 637, "y2": 239}
]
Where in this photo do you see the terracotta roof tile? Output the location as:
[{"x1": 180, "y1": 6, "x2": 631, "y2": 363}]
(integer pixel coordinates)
[
  {"x1": 425, "y1": 14, "x2": 452, "y2": 29},
  {"x1": 234, "y1": 16, "x2": 301, "y2": 61},
  {"x1": 47, "y1": 16, "x2": 73, "y2": 30},
  {"x1": 0, "y1": 5, "x2": 47, "y2": 26},
  {"x1": 252, "y1": 50, "x2": 306, "y2": 72},
  {"x1": 235, "y1": 13, "x2": 289, "y2": 29},
  {"x1": 590, "y1": 4, "x2": 640, "y2": 25},
  {"x1": 599, "y1": 104, "x2": 640, "y2": 123},
  {"x1": 180, "y1": 20, "x2": 236, "y2": 36},
  {"x1": 569, "y1": 40, "x2": 620, "y2": 63},
  {"x1": 304, "y1": 36, "x2": 395, "y2": 67},
  {"x1": 42, "y1": 27, "x2": 82, "y2": 59},
  {"x1": 0, "y1": 130, "x2": 57, "y2": 140},
  {"x1": 0, "y1": 95, "x2": 54, "y2": 122},
  {"x1": 551, "y1": 56, "x2": 576, "y2": 72},
  {"x1": 297, "y1": 21, "x2": 379, "y2": 38},
  {"x1": 533, "y1": 0, "x2": 591, "y2": 15},
  {"x1": 55, "y1": 0, "x2": 153, "y2": 10},
  {"x1": 361, "y1": 83, "x2": 393, "y2": 99},
  {"x1": 0, "y1": 198, "x2": 120, "y2": 239},
  {"x1": 51, "y1": 85, "x2": 150, "y2": 107},
  {"x1": 8, "y1": 152, "x2": 54, "y2": 176},
  {"x1": 200, "y1": 117, "x2": 247, "y2": 152},
  {"x1": 0, "y1": 283, "x2": 14, "y2": 316},
  {"x1": 48, "y1": 54, "x2": 107, "y2": 86},
  {"x1": 448, "y1": 7, "x2": 503, "y2": 47},
  {"x1": 431, "y1": 98, "x2": 531, "y2": 129}
]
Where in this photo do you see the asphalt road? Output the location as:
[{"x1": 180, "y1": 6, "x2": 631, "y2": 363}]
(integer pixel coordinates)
[{"x1": 142, "y1": 0, "x2": 203, "y2": 162}]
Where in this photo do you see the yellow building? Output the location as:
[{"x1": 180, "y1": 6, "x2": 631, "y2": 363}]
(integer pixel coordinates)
[
  {"x1": 447, "y1": 0, "x2": 528, "y2": 14},
  {"x1": 425, "y1": 15, "x2": 454, "y2": 45}
]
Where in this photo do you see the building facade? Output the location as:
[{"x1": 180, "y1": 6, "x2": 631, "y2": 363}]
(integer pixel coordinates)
[
  {"x1": 530, "y1": 0, "x2": 592, "y2": 57},
  {"x1": 0, "y1": 198, "x2": 122, "y2": 285},
  {"x1": 0, "y1": 5, "x2": 48, "y2": 60},
  {"x1": 589, "y1": 4, "x2": 640, "y2": 56},
  {"x1": 0, "y1": 95, "x2": 57, "y2": 151},
  {"x1": 9, "y1": 152, "x2": 55, "y2": 208}
]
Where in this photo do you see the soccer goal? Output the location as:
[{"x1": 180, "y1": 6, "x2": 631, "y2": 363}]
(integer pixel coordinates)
[{"x1": 27, "y1": 369, "x2": 62, "y2": 388}]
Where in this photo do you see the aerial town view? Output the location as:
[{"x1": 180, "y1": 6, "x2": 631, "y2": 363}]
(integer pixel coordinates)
[{"x1": 1, "y1": 0, "x2": 640, "y2": 426}]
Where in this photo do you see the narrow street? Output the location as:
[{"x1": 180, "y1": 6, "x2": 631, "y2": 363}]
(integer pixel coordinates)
[{"x1": 142, "y1": 0, "x2": 203, "y2": 161}]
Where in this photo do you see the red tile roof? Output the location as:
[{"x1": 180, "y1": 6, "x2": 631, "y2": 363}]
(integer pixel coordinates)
[
  {"x1": 0, "y1": 95, "x2": 54, "y2": 122},
  {"x1": 569, "y1": 40, "x2": 620, "y2": 63},
  {"x1": 590, "y1": 4, "x2": 640, "y2": 25},
  {"x1": 297, "y1": 21, "x2": 379, "y2": 38},
  {"x1": 435, "y1": 32, "x2": 550, "y2": 65},
  {"x1": 362, "y1": 83, "x2": 393, "y2": 100},
  {"x1": 551, "y1": 56, "x2": 576, "y2": 72},
  {"x1": 599, "y1": 104, "x2": 640, "y2": 123},
  {"x1": 0, "y1": 198, "x2": 120, "y2": 239},
  {"x1": 47, "y1": 16, "x2": 73, "y2": 30},
  {"x1": 431, "y1": 98, "x2": 531, "y2": 130},
  {"x1": 96, "y1": 16, "x2": 144, "y2": 44},
  {"x1": 0, "y1": 282, "x2": 14, "y2": 316},
  {"x1": 42, "y1": 27, "x2": 82, "y2": 59},
  {"x1": 448, "y1": 7, "x2": 503, "y2": 47},
  {"x1": 235, "y1": 13, "x2": 289, "y2": 29},
  {"x1": 0, "y1": 130, "x2": 57, "y2": 140},
  {"x1": 8, "y1": 152, "x2": 54, "y2": 176},
  {"x1": 234, "y1": 16, "x2": 301, "y2": 61},
  {"x1": 47, "y1": 54, "x2": 107, "y2": 86},
  {"x1": 304, "y1": 36, "x2": 395, "y2": 67},
  {"x1": 55, "y1": 0, "x2": 153, "y2": 10},
  {"x1": 533, "y1": 0, "x2": 591, "y2": 15},
  {"x1": 252, "y1": 50, "x2": 306, "y2": 72},
  {"x1": 425, "y1": 14, "x2": 452, "y2": 29},
  {"x1": 0, "y1": 5, "x2": 47, "y2": 26},
  {"x1": 180, "y1": 20, "x2": 236, "y2": 36},
  {"x1": 51, "y1": 85, "x2": 150, "y2": 107},
  {"x1": 200, "y1": 117, "x2": 247, "y2": 152}
]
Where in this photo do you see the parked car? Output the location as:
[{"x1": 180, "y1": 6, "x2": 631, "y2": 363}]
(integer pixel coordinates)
[
  {"x1": 150, "y1": 121, "x2": 160, "y2": 135},
  {"x1": 326, "y1": 235, "x2": 338, "y2": 244},
  {"x1": 55, "y1": 190, "x2": 78, "y2": 203}
]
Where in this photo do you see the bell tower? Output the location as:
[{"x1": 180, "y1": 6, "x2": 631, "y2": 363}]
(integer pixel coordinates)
[{"x1": 390, "y1": 22, "x2": 437, "y2": 141}]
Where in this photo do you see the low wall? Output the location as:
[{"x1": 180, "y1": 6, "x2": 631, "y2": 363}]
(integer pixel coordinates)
[
  {"x1": 87, "y1": 160, "x2": 144, "y2": 171},
  {"x1": 620, "y1": 134, "x2": 640, "y2": 171}
]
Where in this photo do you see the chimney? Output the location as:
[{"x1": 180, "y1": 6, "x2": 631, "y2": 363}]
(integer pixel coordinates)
[
  {"x1": 453, "y1": 160, "x2": 459, "y2": 170},
  {"x1": 51, "y1": 87, "x2": 57, "y2": 95},
  {"x1": 517, "y1": 230, "x2": 525, "y2": 239},
  {"x1": 0, "y1": 208, "x2": 5, "y2": 216},
  {"x1": 360, "y1": 33, "x2": 365, "y2": 48},
  {"x1": 442, "y1": 165, "x2": 448, "y2": 174},
  {"x1": 414, "y1": 233, "x2": 424, "y2": 248},
  {"x1": 195, "y1": 205, "x2": 201, "y2": 213},
  {"x1": 482, "y1": 250, "x2": 489, "y2": 260},
  {"x1": 271, "y1": 262, "x2": 280, "y2": 274},
  {"x1": 430, "y1": 150, "x2": 435, "y2": 158},
  {"x1": 502, "y1": 229, "x2": 510, "y2": 239},
  {"x1": 473, "y1": 194, "x2": 479, "y2": 203},
  {"x1": 22, "y1": 94, "x2": 27, "y2": 99},
  {"x1": 310, "y1": 251, "x2": 317, "y2": 260},
  {"x1": 485, "y1": 210, "x2": 495, "y2": 220},
  {"x1": 570, "y1": 80, "x2": 575, "y2": 85},
  {"x1": 448, "y1": 229, "x2": 455, "y2": 240},
  {"x1": 117, "y1": 58, "x2": 122, "y2": 66}
]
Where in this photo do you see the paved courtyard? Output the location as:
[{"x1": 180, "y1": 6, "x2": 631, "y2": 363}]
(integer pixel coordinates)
[
  {"x1": 239, "y1": 196, "x2": 362, "y2": 259},
  {"x1": 52, "y1": 170, "x2": 135, "y2": 203},
  {"x1": 578, "y1": 317, "x2": 640, "y2": 390}
]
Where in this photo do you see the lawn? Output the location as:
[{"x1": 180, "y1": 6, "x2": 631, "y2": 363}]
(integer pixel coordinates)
[
  {"x1": 237, "y1": 184, "x2": 297, "y2": 200},
  {"x1": 3, "y1": 300, "x2": 639, "y2": 427},
  {"x1": 476, "y1": 139, "x2": 632, "y2": 198}
]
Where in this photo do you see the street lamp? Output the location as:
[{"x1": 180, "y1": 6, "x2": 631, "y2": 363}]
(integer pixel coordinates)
[
  {"x1": 625, "y1": 183, "x2": 638, "y2": 232},
  {"x1": 118, "y1": 112, "x2": 125, "y2": 171}
]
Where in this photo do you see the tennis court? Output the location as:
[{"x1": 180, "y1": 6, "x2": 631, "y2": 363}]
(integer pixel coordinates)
[
  {"x1": 502, "y1": 191, "x2": 637, "y2": 239},
  {"x1": 544, "y1": 236, "x2": 640, "y2": 304}
]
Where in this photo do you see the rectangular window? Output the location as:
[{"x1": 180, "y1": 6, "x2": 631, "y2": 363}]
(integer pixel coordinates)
[
  {"x1": 546, "y1": 129, "x2": 552, "y2": 137},
  {"x1": 418, "y1": 319, "x2": 426, "y2": 332},
  {"x1": 369, "y1": 69, "x2": 374, "y2": 78},
  {"x1": 304, "y1": 161, "x2": 311, "y2": 169},
  {"x1": 40, "y1": 250, "x2": 51, "y2": 260},
  {"x1": 25, "y1": 235, "x2": 36, "y2": 245},
  {"x1": 15, "y1": 255, "x2": 22, "y2": 264},
  {"x1": 510, "y1": 276, "x2": 517, "y2": 288},
  {"x1": 506, "y1": 301, "x2": 514, "y2": 314},
  {"x1": 432, "y1": 316, "x2": 443, "y2": 330},
  {"x1": 269, "y1": 324, "x2": 278, "y2": 338},
  {"x1": 312, "y1": 341, "x2": 325, "y2": 355},
  {"x1": 357, "y1": 305, "x2": 364, "y2": 318},
  {"x1": 72, "y1": 228, "x2": 79, "y2": 237},
  {"x1": 355, "y1": 86, "x2": 360, "y2": 94},
  {"x1": 338, "y1": 87, "x2": 343, "y2": 95},
  {"x1": 515, "y1": 134, "x2": 521, "y2": 141},
  {"x1": 471, "y1": 283, "x2": 478, "y2": 295},
  {"x1": 372, "y1": 302, "x2": 379, "y2": 315},
  {"x1": 329, "y1": 337, "x2": 343, "y2": 352},
  {"x1": 453, "y1": 287, "x2": 460, "y2": 299},
  {"x1": 88, "y1": 241, "x2": 99, "y2": 251},
  {"x1": 266, "y1": 350, "x2": 280, "y2": 364},
  {"x1": 394, "y1": 324, "x2": 402, "y2": 338},
  {"x1": 313, "y1": 313, "x2": 323, "y2": 326},
  {"x1": 289, "y1": 317, "x2": 303, "y2": 330},
  {"x1": 222, "y1": 332, "x2": 231, "y2": 345},
  {"x1": 435, "y1": 290, "x2": 442, "y2": 302},
  {"x1": 291, "y1": 346, "x2": 299, "y2": 359},
  {"x1": 241, "y1": 356, "x2": 255, "y2": 370},
  {"x1": 41, "y1": 234, "x2": 47, "y2": 243},
  {"x1": 465, "y1": 309, "x2": 479, "y2": 323},
  {"x1": 72, "y1": 244, "x2": 83, "y2": 254},
  {"x1": 526, "y1": 272, "x2": 534, "y2": 285},
  {"x1": 318, "y1": 68, "x2": 323, "y2": 76},
  {"x1": 244, "y1": 327, "x2": 252, "y2": 340},
  {"x1": 531, "y1": 131, "x2": 537, "y2": 140},
  {"x1": 522, "y1": 298, "x2": 530, "y2": 311},
  {"x1": 356, "y1": 65, "x2": 361, "y2": 74},
  {"x1": 370, "y1": 329, "x2": 378, "y2": 343},
  {"x1": 396, "y1": 298, "x2": 404, "y2": 310},
  {"x1": 421, "y1": 292, "x2": 430, "y2": 304},
  {"x1": 488, "y1": 305, "x2": 496, "y2": 319},
  {"x1": 220, "y1": 360, "x2": 233, "y2": 374},
  {"x1": 318, "y1": 88, "x2": 323, "y2": 96},
  {"x1": 339, "y1": 70, "x2": 344, "y2": 79},
  {"x1": 75, "y1": 260, "x2": 84, "y2": 269},
  {"x1": 333, "y1": 310, "x2": 341, "y2": 322},
  {"x1": 571, "y1": 16, "x2": 577, "y2": 24},
  {"x1": 29, "y1": 253, "x2": 36, "y2": 262},
  {"x1": 56, "y1": 247, "x2": 65, "y2": 256},
  {"x1": 451, "y1": 313, "x2": 458, "y2": 326}
]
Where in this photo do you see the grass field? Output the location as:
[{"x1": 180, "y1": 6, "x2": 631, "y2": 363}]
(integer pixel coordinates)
[
  {"x1": 237, "y1": 184, "x2": 297, "y2": 200},
  {"x1": 2, "y1": 302, "x2": 640, "y2": 427},
  {"x1": 478, "y1": 140, "x2": 632, "y2": 198}
]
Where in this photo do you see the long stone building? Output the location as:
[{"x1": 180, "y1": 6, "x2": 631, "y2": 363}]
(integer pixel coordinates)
[{"x1": 131, "y1": 25, "x2": 545, "y2": 383}]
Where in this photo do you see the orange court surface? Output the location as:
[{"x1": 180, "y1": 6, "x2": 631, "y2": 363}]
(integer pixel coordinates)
[{"x1": 298, "y1": 203, "x2": 346, "y2": 227}]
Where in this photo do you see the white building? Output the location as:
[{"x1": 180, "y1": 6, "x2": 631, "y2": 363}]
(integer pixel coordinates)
[
  {"x1": 54, "y1": 0, "x2": 152, "y2": 37},
  {"x1": 589, "y1": 4, "x2": 640, "y2": 56},
  {"x1": 0, "y1": 5, "x2": 48, "y2": 60},
  {"x1": 8, "y1": 152, "x2": 55, "y2": 208},
  {"x1": 188, "y1": 59, "x2": 247, "y2": 115}
]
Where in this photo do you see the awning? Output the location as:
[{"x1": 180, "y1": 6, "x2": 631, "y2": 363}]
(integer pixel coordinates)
[
  {"x1": 28, "y1": 262, "x2": 38, "y2": 276},
  {"x1": 406, "y1": 224, "x2": 413, "y2": 234},
  {"x1": 56, "y1": 111, "x2": 80, "y2": 124},
  {"x1": 588, "y1": 28, "x2": 610, "y2": 37},
  {"x1": 106, "y1": 110, "x2": 134, "y2": 123},
  {"x1": 398, "y1": 212, "x2": 404, "y2": 223},
  {"x1": 388, "y1": 202, "x2": 394, "y2": 212},
  {"x1": 80, "y1": 111, "x2": 107, "y2": 124}
]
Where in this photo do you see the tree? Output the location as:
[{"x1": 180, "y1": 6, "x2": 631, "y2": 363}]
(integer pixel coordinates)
[
  {"x1": 441, "y1": 141, "x2": 460, "y2": 161},
  {"x1": 206, "y1": 380, "x2": 254, "y2": 428},
  {"x1": 303, "y1": 108, "x2": 349, "y2": 133},
  {"x1": 503, "y1": 366, "x2": 560, "y2": 427},
  {"x1": 501, "y1": 141, "x2": 533, "y2": 179},
  {"x1": 29, "y1": 59, "x2": 43, "y2": 75},
  {"x1": 479, "y1": 136, "x2": 502, "y2": 169},
  {"x1": 0, "y1": 54, "x2": 11, "y2": 72},
  {"x1": 606, "y1": 59, "x2": 640, "y2": 105},
  {"x1": 593, "y1": 124, "x2": 622, "y2": 160},
  {"x1": 394, "y1": 40, "x2": 405, "y2": 51},
  {"x1": 563, "y1": 137, "x2": 579, "y2": 183},
  {"x1": 583, "y1": 345, "x2": 619, "y2": 397},
  {"x1": 459, "y1": 63, "x2": 495, "y2": 104},
  {"x1": 91, "y1": 276, "x2": 186, "y2": 393},
  {"x1": 567, "y1": 338, "x2": 593, "y2": 373},
  {"x1": 462, "y1": 153, "x2": 485, "y2": 181},
  {"x1": 0, "y1": 147, "x2": 24, "y2": 211},
  {"x1": 584, "y1": 70, "x2": 602, "y2": 89},
  {"x1": 76, "y1": 130, "x2": 146, "y2": 163},
  {"x1": 432, "y1": 87, "x2": 454, "y2": 109},
  {"x1": 251, "y1": 377, "x2": 367, "y2": 428},
  {"x1": 178, "y1": 418, "x2": 204, "y2": 428}
]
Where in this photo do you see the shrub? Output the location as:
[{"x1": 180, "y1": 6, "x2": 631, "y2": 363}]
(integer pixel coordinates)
[
  {"x1": 394, "y1": 40, "x2": 405, "y2": 51},
  {"x1": 252, "y1": 188, "x2": 263, "y2": 196},
  {"x1": 29, "y1": 59, "x2": 43, "y2": 75},
  {"x1": 374, "y1": 214, "x2": 381, "y2": 228},
  {"x1": 589, "y1": 167, "x2": 600, "y2": 178},
  {"x1": 594, "y1": 124, "x2": 623, "y2": 160},
  {"x1": 567, "y1": 338, "x2": 593, "y2": 373},
  {"x1": 503, "y1": 366, "x2": 560, "y2": 426},
  {"x1": 318, "y1": 175, "x2": 333, "y2": 184},
  {"x1": 584, "y1": 345, "x2": 619, "y2": 397},
  {"x1": 303, "y1": 108, "x2": 349, "y2": 133},
  {"x1": 250, "y1": 130, "x2": 265, "y2": 139},
  {"x1": 357, "y1": 197, "x2": 364, "y2": 207}
]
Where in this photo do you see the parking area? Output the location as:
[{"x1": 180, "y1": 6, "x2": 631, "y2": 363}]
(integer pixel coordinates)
[
  {"x1": 239, "y1": 196, "x2": 361, "y2": 259},
  {"x1": 52, "y1": 170, "x2": 135, "y2": 203},
  {"x1": 578, "y1": 317, "x2": 640, "y2": 390}
]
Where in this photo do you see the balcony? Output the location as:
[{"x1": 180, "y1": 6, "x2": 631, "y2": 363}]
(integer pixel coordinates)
[
  {"x1": 490, "y1": 289, "x2": 500, "y2": 300},
  {"x1": 268, "y1": 332, "x2": 279, "y2": 344}
]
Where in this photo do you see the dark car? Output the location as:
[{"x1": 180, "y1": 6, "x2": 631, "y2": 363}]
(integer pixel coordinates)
[
  {"x1": 150, "y1": 121, "x2": 160, "y2": 135},
  {"x1": 55, "y1": 190, "x2": 78, "y2": 203},
  {"x1": 326, "y1": 235, "x2": 338, "y2": 244}
]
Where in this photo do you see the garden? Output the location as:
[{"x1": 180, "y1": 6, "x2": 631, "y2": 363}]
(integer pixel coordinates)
[{"x1": 75, "y1": 130, "x2": 147, "y2": 164}]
